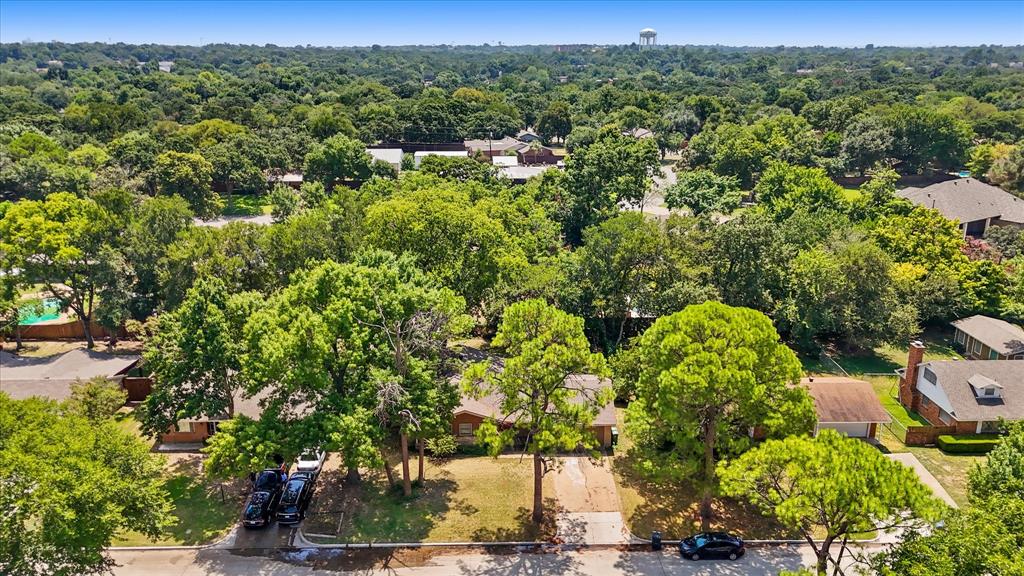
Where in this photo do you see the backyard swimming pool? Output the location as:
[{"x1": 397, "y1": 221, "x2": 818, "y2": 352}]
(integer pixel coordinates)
[{"x1": 18, "y1": 297, "x2": 63, "y2": 324}]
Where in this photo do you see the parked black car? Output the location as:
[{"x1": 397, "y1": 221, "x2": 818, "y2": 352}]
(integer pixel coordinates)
[
  {"x1": 242, "y1": 469, "x2": 287, "y2": 529},
  {"x1": 679, "y1": 532, "x2": 745, "y2": 561},
  {"x1": 276, "y1": 471, "x2": 315, "y2": 525}
]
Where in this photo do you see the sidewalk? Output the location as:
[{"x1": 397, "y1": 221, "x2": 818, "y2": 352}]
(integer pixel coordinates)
[{"x1": 885, "y1": 452, "x2": 958, "y2": 508}]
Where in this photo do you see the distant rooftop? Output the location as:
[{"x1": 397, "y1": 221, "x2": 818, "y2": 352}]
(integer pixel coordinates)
[{"x1": 897, "y1": 178, "x2": 1024, "y2": 225}]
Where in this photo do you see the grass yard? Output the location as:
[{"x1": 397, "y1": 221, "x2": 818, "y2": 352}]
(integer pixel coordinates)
[
  {"x1": 222, "y1": 193, "x2": 272, "y2": 216},
  {"x1": 864, "y1": 375, "x2": 930, "y2": 427},
  {"x1": 114, "y1": 454, "x2": 244, "y2": 546},
  {"x1": 802, "y1": 328, "x2": 963, "y2": 377},
  {"x1": 611, "y1": 409, "x2": 799, "y2": 540},
  {"x1": 304, "y1": 454, "x2": 556, "y2": 543},
  {"x1": 906, "y1": 446, "x2": 985, "y2": 507}
]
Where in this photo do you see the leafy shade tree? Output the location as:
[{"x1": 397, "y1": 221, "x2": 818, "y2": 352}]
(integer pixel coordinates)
[
  {"x1": 664, "y1": 169, "x2": 742, "y2": 216},
  {"x1": 67, "y1": 377, "x2": 128, "y2": 422},
  {"x1": 228, "y1": 254, "x2": 469, "y2": 486},
  {"x1": 624, "y1": 301, "x2": 816, "y2": 530},
  {"x1": 153, "y1": 151, "x2": 221, "y2": 218},
  {"x1": 561, "y1": 130, "x2": 661, "y2": 243},
  {"x1": 968, "y1": 421, "x2": 1024, "y2": 501},
  {"x1": 754, "y1": 162, "x2": 844, "y2": 219},
  {"x1": 0, "y1": 395, "x2": 172, "y2": 576},
  {"x1": 536, "y1": 101, "x2": 572, "y2": 143},
  {"x1": 418, "y1": 155, "x2": 495, "y2": 183},
  {"x1": 720, "y1": 430, "x2": 945, "y2": 574},
  {"x1": 463, "y1": 299, "x2": 609, "y2": 523},
  {"x1": 122, "y1": 195, "x2": 194, "y2": 317},
  {"x1": 0, "y1": 192, "x2": 121, "y2": 348},
  {"x1": 303, "y1": 133, "x2": 373, "y2": 191},
  {"x1": 988, "y1": 144, "x2": 1024, "y2": 196},
  {"x1": 140, "y1": 278, "x2": 259, "y2": 438}
]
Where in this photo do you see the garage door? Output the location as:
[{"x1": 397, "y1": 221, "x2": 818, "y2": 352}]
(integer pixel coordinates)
[{"x1": 818, "y1": 423, "x2": 870, "y2": 438}]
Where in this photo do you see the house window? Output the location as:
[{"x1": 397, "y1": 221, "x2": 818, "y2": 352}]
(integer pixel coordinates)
[
  {"x1": 206, "y1": 421, "x2": 219, "y2": 436},
  {"x1": 922, "y1": 367, "x2": 937, "y2": 385},
  {"x1": 938, "y1": 409, "x2": 953, "y2": 425},
  {"x1": 980, "y1": 421, "x2": 1001, "y2": 434},
  {"x1": 972, "y1": 339, "x2": 982, "y2": 355},
  {"x1": 988, "y1": 349, "x2": 999, "y2": 360},
  {"x1": 457, "y1": 423, "x2": 474, "y2": 437},
  {"x1": 955, "y1": 330, "x2": 965, "y2": 345},
  {"x1": 983, "y1": 387, "x2": 995, "y2": 396},
  {"x1": 920, "y1": 395, "x2": 932, "y2": 407}
]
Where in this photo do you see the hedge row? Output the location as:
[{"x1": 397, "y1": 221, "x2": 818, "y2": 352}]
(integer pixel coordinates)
[{"x1": 936, "y1": 434, "x2": 1002, "y2": 454}]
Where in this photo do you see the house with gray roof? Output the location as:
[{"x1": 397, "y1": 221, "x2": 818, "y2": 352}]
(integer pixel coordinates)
[
  {"x1": 1, "y1": 348, "x2": 140, "y2": 402},
  {"x1": 452, "y1": 374, "x2": 617, "y2": 448},
  {"x1": 897, "y1": 178, "x2": 1024, "y2": 238},
  {"x1": 951, "y1": 315, "x2": 1024, "y2": 360},
  {"x1": 898, "y1": 340, "x2": 1024, "y2": 436}
]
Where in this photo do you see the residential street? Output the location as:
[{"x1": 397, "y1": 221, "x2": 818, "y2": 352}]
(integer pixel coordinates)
[{"x1": 109, "y1": 544, "x2": 877, "y2": 575}]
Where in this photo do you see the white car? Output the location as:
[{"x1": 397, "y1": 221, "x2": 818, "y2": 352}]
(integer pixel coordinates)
[{"x1": 295, "y1": 449, "x2": 326, "y2": 474}]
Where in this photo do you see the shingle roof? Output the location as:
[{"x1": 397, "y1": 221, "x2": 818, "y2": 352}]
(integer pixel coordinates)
[
  {"x1": 456, "y1": 373, "x2": 617, "y2": 427},
  {"x1": 897, "y1": 178, "x2": 1024, "y2": 225},
  {"x1": 800, "y1": 377, "x2": 891, "y2": 424},
  {"x1": 952, "y1": 315, "x2": 1024, "y2": 356},
  {"x1": 1, "y1": 349, "x2": 140, "y2": 401},
  {"x1": 464, "y1": 137, "x2": 527, "y2": 154},
  {"x1": 925, "y1": 360, "x2": 1024, "y2": 421}
]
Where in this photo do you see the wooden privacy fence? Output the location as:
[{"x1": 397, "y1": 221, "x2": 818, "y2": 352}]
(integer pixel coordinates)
[
  {"x1": 9, "y1": 319, "x2": 124, "y2": 341},
  {"x1": 121, "y1": 377, "x2": 153, "y2": 402}
]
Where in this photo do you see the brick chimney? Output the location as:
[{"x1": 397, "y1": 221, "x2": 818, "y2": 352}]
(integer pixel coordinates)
[{"x1": 899, "y1": 340, "x2": 926, "y2": 410}]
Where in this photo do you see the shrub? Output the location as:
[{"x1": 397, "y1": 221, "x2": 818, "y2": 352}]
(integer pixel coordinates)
[
  {"x1": 426, "y1": 434, "x2": 458, "y2": 458},
  {"x1": 937, "y1": 434, "x2": 1002, "y2": 454},
  {"x1": 455, "y1": 442, "x2": 489, "y2": 456}
]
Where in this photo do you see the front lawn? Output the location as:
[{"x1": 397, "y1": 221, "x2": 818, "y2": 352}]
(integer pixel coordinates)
[
  {"x1": 304, "y1": 454, "x2": 555, "y2": 543},
  {"x1": 222, "y1": 193, "x2": 272, "y2": 216},
  {"x1": 114, "y1": 454, "x2": 244, "y2": 546},
  {"x1": 611, "y1": 409, "x2": 799, "y2": 540}
]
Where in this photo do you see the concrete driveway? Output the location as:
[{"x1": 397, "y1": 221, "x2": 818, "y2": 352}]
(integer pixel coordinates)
[
  {"x1": 552, "y1": 457, "x2": 631, "y2": 545},
  {"x1": 885, "y1": 452, "x2": 958, "y2": 507}
]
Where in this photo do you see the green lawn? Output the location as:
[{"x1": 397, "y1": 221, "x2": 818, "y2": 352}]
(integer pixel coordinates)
[
  {"x1": 114, "y1": 455, "x2": 244, "y2": 546},
  {"x1": 803, "y1": 328, "x2": 963, "y2": 377},
  {"x1": 304, "y1": 455, "x2": 555, "y2": 543},
  {"x1": 222, "y1": 194, "x2": 272, "y2": 216},
  {"x1": 864, "y1": 375, "x2": 930, "y2": 427},
  {"x1": 612, "y1": 409, "x2": 800, "y2": 540}
]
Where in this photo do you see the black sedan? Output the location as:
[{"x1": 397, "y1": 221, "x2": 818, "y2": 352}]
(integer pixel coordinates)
[
  {"x1": 276, "y1": 472, "x2": 315, "y2": 525},
  {"x1": 679, "y1": 532, "x2": 745, "y2": 561},
  {"x1": 242, "y1": 490, "x2": 279, "y2": 528}
]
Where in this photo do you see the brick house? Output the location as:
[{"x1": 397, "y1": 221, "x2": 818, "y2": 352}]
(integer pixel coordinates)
[
  {"x1": 801, "y1": 377, "x2": 891, "y2": 439},
  {"x1": 158, "y1": 389, "x2": 267, "y2": 444},
  {"x1": 452, "y1": 374, "x2": 618, "y2": 448},
  {"x1": 898, "y1": 341, "x2": 1024, "y2": 436},
  {"x1": 951, "y1": 315, "x2": 1024, "y2": 360}
]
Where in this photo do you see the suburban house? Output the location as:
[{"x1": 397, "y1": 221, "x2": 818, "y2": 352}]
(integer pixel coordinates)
[
  {"x1": 366, "y1": 148, "x2": 404, "y2": 173},
  {"x1": 517, "y1": 145, "x2": 563, "y2": 166},
  {"x1": 0, "y1": 348, "x2": 145, "y2": 402},
  {"x1": 267, "y1": 171, "x2": 303, "y2": 189},
  {"x1": 414, "y1": 150, "x2": 468, "y2": 168},
  {"x1": 801, "y1": 377, "x2": 891, "y2": 439},
  {"x1": 951, "y1": 315, "x2": 1024, "y2": 359},
  {"x1": 623, "y1": 127, "x2": 654, "y2": 139},
  {"x1": 516, "y1": 129, "x2": 542, "y2": 143},
  {"x1": 897, "y1": 178, "x2": 1024, "y2": 238},
  {"x1": 464, "y1": 136, "x2": 527, "y2": 159},
  {"x1": 452, "y1": 374, "x2": 618, "y2": 448},
  {"x1": 898, "y1": 341, "x2": 1024, "y2": 437},
  {"x1": 158, "y1": 389, "x2": 267, "y2": 444}
]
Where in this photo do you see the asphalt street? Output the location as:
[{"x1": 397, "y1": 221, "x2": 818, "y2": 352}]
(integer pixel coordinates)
[{"x1": 109, "y1": 544, "x2": 877, "y2": 575}]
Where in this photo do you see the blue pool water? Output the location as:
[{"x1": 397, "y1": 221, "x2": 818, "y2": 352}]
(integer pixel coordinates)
[{"x1": 18, "y1": 297, "x2": 62, "y2": 324}]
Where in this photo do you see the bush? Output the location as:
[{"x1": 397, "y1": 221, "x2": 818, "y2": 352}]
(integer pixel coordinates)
[
  {"x1": 937, "y1": 434, "x2": 1002, "y2": 454},
  {"x1": 455, "y1": 442, "x2": 489, "y2": 456},
  {"x1": 425, "y1": 434, "x2": 458, "y2": 458}
]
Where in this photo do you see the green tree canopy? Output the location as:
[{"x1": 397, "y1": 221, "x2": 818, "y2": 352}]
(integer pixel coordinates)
[
  {"x1": 624, "y1": 301, "x2": 815, "y2": 530},
  {"x1": 463, "y1": 299, "x2": 609, "y2": 523},
  {"x1": 720, "y1": 430, "x2": 946, "y2": 574}
]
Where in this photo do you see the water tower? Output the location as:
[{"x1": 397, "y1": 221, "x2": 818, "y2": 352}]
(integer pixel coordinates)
[{"x1": 639, "y1": 28, "x2": 657, "y2": 49}]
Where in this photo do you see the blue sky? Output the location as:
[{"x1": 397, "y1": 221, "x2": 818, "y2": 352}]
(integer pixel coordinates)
[{"x1": 1, "y1": 1, "x2": 1022, "y2": 47}]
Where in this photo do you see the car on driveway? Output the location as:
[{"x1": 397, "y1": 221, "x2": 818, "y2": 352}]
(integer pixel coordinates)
[
  {"x1": 295, "y1": 449, "x2": 326, "y2": 475},
  {"x1": 242, "y1": 469, "x2": 287, "y2": 529},
  {"x1": 276, "y1": 472, "x2": 316, "y2": 525},
  {"x1": 679, "y1": 532, "x2": 745, "y2": 561}
]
